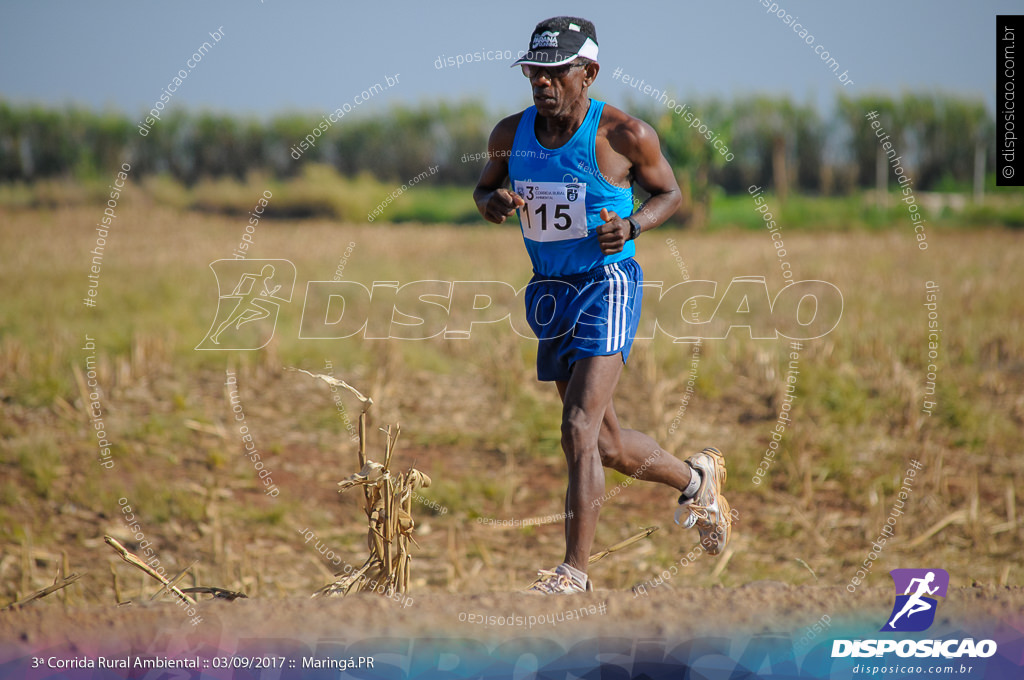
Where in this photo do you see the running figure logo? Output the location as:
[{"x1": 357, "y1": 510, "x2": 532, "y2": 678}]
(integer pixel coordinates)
[
  {"x1": 881, "y1": 568, "x2": 949, "y2": 632},
  {"x1": 196, "y1": 259, "x2": 296, "y2": 350}
]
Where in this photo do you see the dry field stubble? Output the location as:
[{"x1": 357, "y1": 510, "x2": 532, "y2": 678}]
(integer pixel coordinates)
[{"x1": 0, "y1": 204, "x2": 1021, "y2": 637}]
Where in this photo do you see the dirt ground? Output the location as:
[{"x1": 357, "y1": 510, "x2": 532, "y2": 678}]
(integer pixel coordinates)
[
  {"x1": 2, "y1": 587, "x2": 1022, "y2": 679},
  {"x1": 2, "y1": 586, "x2": 1021, "y2": 650}
]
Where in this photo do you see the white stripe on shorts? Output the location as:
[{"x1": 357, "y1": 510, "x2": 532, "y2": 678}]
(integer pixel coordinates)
[
  {"x1": 616, "y1": 263, "x2": 628, "y2": 350},
  {"x1": 605, "y1": 263, "x2": 628, "y2": 353},
  {"x1": 604, "y1": 265, "x2": 615, "y2": 352}
]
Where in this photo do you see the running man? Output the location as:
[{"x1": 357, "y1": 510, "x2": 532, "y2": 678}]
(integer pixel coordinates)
[
  {"x1": 474, "y1": 16, "x2": 732, "y2": 594},
  {"x1": 888, "y1": 571, "x2": 939, "y2": 628},
  {"x1": 210, "y1": 264, "x2": 281, "y2": 344}
]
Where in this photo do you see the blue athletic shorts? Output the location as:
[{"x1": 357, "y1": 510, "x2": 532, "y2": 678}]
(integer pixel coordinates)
[{"x1": 524, "y1": 258, "x2": 644, "y2": 382}]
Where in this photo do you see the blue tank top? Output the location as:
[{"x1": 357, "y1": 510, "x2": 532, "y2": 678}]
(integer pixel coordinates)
[{"x1": 508, "y1": 99, "x2": 635, "y2": 277}]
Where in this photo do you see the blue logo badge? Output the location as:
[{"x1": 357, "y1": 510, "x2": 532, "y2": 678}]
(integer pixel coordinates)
[{"x1": 881, "y1": 568, "x2": 949, "y2": 632}]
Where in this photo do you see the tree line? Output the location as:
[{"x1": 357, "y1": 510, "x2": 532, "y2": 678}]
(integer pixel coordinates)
[{"x1": 0, "y1": 93, "x2": 994, "y2": 200}]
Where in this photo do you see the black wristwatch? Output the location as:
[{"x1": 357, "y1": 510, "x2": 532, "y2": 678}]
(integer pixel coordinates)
[{"x1": 626, "y1": 215, "x2": 642, "y2": 241}]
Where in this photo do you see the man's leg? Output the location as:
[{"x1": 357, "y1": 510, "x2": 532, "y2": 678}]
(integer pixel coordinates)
[
  {"x1": 554, "y1": 385, "x2": 696, "y2": 493},
  {"x1": 599, "y1": 399, "x2": 697, "y2": 488},
  {"x1": 555, "y1": 354, "x2": 624, "y2": 573},
  {"x1": 557, "y1": 367, "x2": 730, "y2": 561}
]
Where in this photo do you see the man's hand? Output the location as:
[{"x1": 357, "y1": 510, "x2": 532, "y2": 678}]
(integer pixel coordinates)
[
  {"x1": 482, "y1": 188, "x2": 526, "y2": 224},
  {"x1": 597, "y1": 208, "x2": 630, "y2": 254}
]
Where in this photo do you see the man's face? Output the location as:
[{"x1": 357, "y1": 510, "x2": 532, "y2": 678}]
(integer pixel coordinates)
[{"x1": 526, "y1": 61, "x2": 597, "y2": 117}]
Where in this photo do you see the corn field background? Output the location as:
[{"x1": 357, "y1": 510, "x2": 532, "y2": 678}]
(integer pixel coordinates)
[{"x1": 1, "y1": 203, "x2": 1021, "y2": 616}]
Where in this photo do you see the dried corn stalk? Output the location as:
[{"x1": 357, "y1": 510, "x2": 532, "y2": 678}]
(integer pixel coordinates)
[
  {"x1": 103, "y1": 536, "x2": 196, "y2": 606},
  {"x1": 289, "y1": 368, "x2": 429, "y2": 600}
]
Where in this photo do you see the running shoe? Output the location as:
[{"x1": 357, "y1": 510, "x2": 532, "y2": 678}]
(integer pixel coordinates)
[
  {"x1": 674, "y1": 447, "x2": 732, "y2": 555},
  {"x1": 526, "y1": 566, "x2": 591, "y2": 594}
]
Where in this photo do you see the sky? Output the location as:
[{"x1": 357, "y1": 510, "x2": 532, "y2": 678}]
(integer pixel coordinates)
[{"x1": 0, "y1": 0, "x2": 1012, "y2": 119}]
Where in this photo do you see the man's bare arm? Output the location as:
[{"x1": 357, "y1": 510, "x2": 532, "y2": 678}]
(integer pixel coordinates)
[
  {"x1": 474, "y1": 115, "x2": 525, "y2": 224},
  {"x1": 597, "y1": 117, "x2": 682, "y2": 254}
]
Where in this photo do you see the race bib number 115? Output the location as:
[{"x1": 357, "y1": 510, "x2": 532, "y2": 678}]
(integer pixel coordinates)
[{"x1": 514, "y1": 180, "x2": 588, "y2": 242}]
